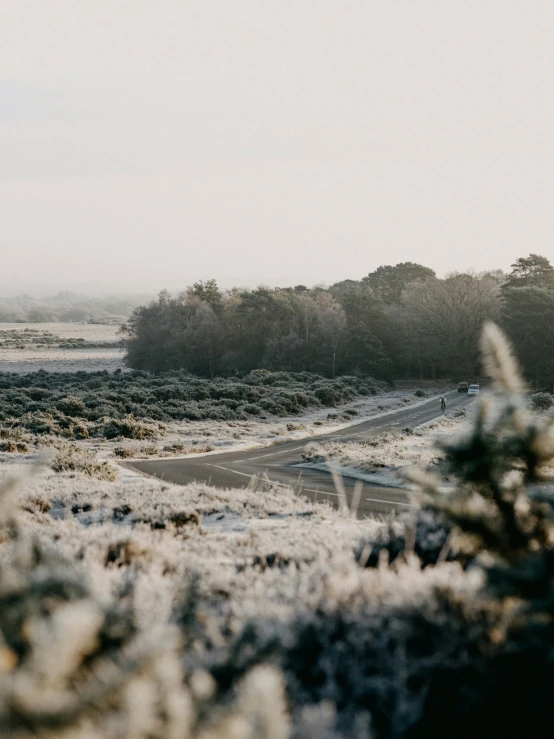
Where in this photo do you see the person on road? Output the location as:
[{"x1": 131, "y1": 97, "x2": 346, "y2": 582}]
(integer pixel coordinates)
[{"x1": 440, "y1": 396, "x2": 447, "y2": 412}]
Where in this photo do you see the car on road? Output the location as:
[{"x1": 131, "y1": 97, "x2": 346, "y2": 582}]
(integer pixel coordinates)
[
  {"x1": 457, "y1": 382, "x2": 469, "y2": 393},
  {"x1": 467, "y1": 384, "x2": 480, "y2": 396}
]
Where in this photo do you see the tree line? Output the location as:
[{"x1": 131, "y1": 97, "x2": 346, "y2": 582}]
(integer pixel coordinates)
[{"x1": 121, "y1": 254, "x2": 554, "y2": 389}]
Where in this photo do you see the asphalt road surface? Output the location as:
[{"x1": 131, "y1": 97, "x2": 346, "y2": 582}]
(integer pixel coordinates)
[{"x1": 124, "y1": 391, "x2": 475, "y2": 517}]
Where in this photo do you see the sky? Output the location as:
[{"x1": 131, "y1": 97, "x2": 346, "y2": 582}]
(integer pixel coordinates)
[{"x1": 2, "y1": 1, "x2": 554, "y2": 294}]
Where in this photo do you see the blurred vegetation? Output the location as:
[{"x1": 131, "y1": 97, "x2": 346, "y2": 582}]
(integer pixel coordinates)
[{"x1": 0, "y1": 291, "x2": 150, "y2": 324}]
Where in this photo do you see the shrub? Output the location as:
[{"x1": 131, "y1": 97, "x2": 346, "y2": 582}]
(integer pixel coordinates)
[
  {"x1": 100, "y1": 415, "x2": 160, "y2": 440},
  {"x1": 56, "y1": 395, "x2": 87, "y2": 416},
  {"x1": 51, "y1": 446, "x2": 118, "y2": 480},
  {"x1": 0, "y1": 370, "x2": 377, "y2": 439},
  {"x1": 113, "y1": 446, "x2": 134, "y2": 458},
  {"x1": 355, "y1": 510, "x2": 455, "y2": 569},
  {"x1": 531, "y1": 391, "x2": 553, "y2": 411},
  {"x1": 0, "y1": 440, "x2": 29, "y2": 453},
  {"x1": 414, "y1": 389, "x2": 426, "y2": 397},
  {"x1": 0, "y1": 474, "x2": 292, "y2": 738}
]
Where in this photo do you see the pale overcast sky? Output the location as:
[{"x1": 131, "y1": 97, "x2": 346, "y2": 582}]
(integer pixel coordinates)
[{"x1": 2, "y1": 1, "x2": 553, "y2": 293}]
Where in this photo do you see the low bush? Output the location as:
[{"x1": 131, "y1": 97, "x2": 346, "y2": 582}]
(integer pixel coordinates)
[
  {"x1": 113, "y1": 446, "x2": 134, "y2": 458},
  {"x1": 0, "y1": 440, "x2": 29, "y2": 453},
  {"x1": 531, "y1": 391, "x2": 553, "y2": 411},
  {"x1": 414, "y1": 388, "x2": 426, "y2": 397},
  {"x1": 100, "y1": 415, "x2": 160, "y2": 440},
  {"x1": 0, "y1": 369, "x2": 378, "y2": 439},
  {"x1": 51, "y1": 446, "x2": 118, "y2": 480}
]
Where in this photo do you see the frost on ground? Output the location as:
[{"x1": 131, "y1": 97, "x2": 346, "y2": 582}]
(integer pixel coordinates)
[
  {"x1": 0, "y1": 322, "x2": 120, "y2": 342},
  {"x1": 0, "y1": 322, "x2": 124, "y2": 372},
  {"x1": 0, "y1": 444, "x2": 486, "y2": 738},
  {"x1": 97, "y1": 387, "x2": 449, "y2": 462},
  {"x1": 1, "y1": 325, "x2": 553, "y2": 737},
  {"x1": 0, "y1": 454, "x2": 381, "y2": 652},
  {"x1": 300, "y1": 407, "x2": 472, "y2": 485}
]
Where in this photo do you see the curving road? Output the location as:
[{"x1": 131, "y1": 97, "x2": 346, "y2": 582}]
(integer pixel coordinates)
[{"x1": 124, "y1": 391, "x2": 474, "y2": 517}]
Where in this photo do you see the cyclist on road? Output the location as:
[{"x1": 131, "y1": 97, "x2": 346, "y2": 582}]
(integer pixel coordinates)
[{"x1": 440, "y1": 396, "x2": 447, "y2": 412}]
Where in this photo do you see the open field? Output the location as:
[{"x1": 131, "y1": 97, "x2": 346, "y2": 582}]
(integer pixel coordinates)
[
  {"x1": 0, "y1": 322, "x2": 121, "y2": 341},
  {"x1": 0, "y1": 322, "x2": 124, "y2": 373}
]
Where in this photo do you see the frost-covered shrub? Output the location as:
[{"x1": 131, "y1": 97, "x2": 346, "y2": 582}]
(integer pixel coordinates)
[
  {"x1": 200, "y1": 561, "x2": 490, "y2": 739},
  {"x1": 100, "y1": 415, "x2": 160, "y2": 440},
  {"x1": 0, "y1": 370, "x2": 378, "y2": 439},
  {"x1": 51, "y1": 446, "x2": 117, "y2": 480},
  {"x1": 0, "y1": 474, "x2": 190, "y2": 737},
  {"x1": 414, "y1": 389, "x2": 426, "y2": 397},
  {"x1": 531, "y1": 391, "x2": 553, "y2": 411},
  {"x1": 0, "y1": 474, "x2": 293, "y2": 738},
  {"x1": 56, "y1": 395, "x2": 87, "y2": 416}
]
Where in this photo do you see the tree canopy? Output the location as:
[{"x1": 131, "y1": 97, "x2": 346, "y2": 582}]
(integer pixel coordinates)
[{"x1": 121, "y1": 254, "x2": 553, "y2": 388}]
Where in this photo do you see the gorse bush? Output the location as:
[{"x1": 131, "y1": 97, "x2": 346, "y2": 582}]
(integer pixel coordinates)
[{"x1": 0, "y1": 370, "x2": 378, "y2": 439}]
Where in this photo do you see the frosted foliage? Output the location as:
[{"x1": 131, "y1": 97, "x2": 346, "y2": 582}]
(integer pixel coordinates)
[
  {"x1": 0, "y1": 462, "x2": 381, "y2": 737},
  {"x1": 2, "y1": 323, "x2": 553, "y2": 739}
]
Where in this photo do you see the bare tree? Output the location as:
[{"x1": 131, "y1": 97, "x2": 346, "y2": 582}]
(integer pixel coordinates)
[{"x1": 399, "y1": 274, "x2": 501, "y2": 377}]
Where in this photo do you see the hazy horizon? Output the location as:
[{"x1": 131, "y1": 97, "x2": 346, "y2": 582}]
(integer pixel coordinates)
[
  {"x1": 3, "y1": 2, "x2": 554, "y2": 289},
  {"x1": 0, "y1": 258, "x2": 514, "y2": 299}
]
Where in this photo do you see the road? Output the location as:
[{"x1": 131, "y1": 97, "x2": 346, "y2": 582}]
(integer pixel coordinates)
[{"x1": 124, "y1": 391, "x2": 474, "y2": 517}]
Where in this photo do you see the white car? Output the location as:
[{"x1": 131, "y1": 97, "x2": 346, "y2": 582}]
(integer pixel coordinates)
[{"x1": 467, "y1": 384, "x2": 480, "y2": 396}]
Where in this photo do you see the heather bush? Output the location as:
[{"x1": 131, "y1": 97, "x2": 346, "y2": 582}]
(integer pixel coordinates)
[
  {"x1": 51, "y1": 445, "x2": 118, "y2": 481},
  {"x1": 355, "y1": 509, "x2": 456, "y2": 569},
  {"x1": 100, "y1": 415, "x2": 160, "y2": 440},
  {"x1": 0, "y1": 369, "x2": 377, "y2": 439},
  {"x1": 0, "y1": 473, "x2": 190, "y2": 737}
]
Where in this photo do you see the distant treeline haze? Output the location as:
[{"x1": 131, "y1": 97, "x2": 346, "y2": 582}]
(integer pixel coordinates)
[
  {"x1": 121, "y1": 254, "x2": 554, "y2": 388},
  {"x1": 0, "y1": 292, "x2": 150, "y2": 324}
]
